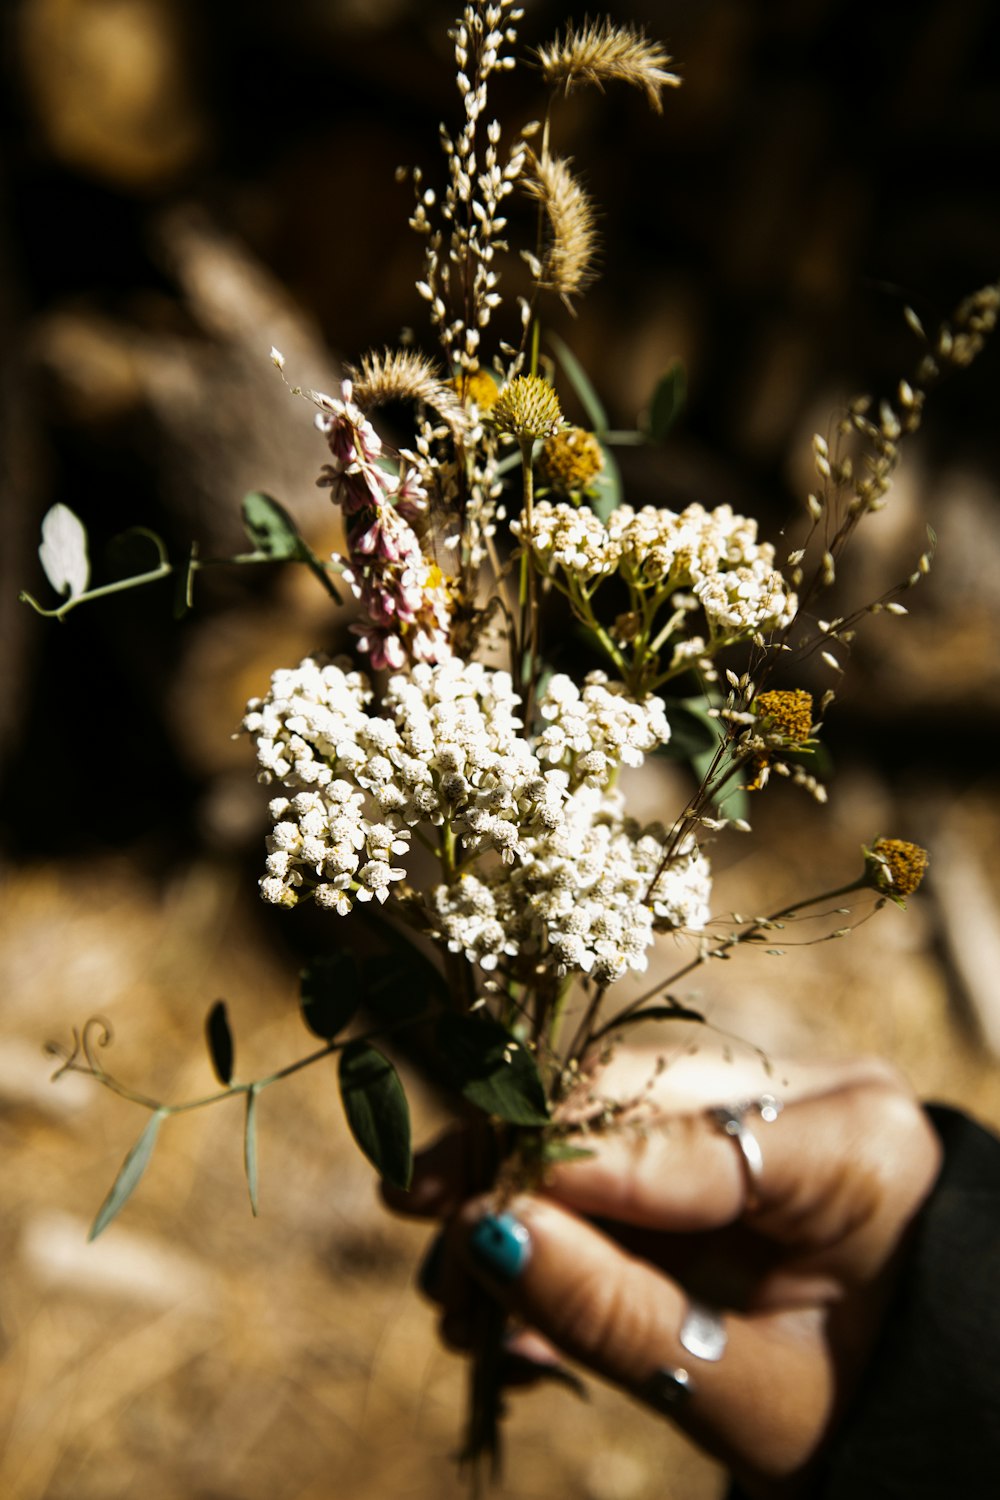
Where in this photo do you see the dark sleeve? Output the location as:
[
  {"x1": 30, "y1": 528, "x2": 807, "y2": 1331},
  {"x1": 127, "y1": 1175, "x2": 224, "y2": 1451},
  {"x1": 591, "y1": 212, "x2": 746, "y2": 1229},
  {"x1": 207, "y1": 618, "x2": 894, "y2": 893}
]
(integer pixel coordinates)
[{"x1": 734, "y1": 1105, "x2": 1000, "y2": 1498}]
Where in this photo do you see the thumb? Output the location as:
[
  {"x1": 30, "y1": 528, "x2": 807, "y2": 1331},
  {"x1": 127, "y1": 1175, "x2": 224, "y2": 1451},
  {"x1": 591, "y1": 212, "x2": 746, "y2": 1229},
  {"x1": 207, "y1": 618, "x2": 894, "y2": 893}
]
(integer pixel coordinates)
[{"x1": 452, "y1": 1193, "x2": 838, "y2": 1487}]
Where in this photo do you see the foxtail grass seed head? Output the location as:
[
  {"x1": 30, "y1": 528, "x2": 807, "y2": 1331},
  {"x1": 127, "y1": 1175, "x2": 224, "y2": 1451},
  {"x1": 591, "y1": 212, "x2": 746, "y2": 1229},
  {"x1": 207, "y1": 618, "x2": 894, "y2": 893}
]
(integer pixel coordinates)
[
  {"x1": 864, "y1": 838, "x2": 930, "y2": 898},
  {"x1": 522, "y1": 153, "x2": 599, "y2": 306},
  {"x1": 534, "y1": 19, "x2": 681, "y2": 112},
  {"x1": 492, "y1": 375, "x2": 563, "y2": 440},
  {"x1": 537, "y1": 426, "x2": 604, "y2": 494}
]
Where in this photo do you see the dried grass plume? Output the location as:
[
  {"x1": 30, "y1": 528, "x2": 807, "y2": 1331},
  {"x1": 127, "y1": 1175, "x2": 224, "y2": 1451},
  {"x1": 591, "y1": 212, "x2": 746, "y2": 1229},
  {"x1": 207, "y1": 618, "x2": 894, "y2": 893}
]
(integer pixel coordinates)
[
  {"x1": 534, "y1": 18, "x2": 681, "y2": 113},
  {"x1": 523, "y1": 152, "x2": 599, "y2": 308},
  {"x1": 349, "y1": 348, "x2": 467, "y2": 432}
]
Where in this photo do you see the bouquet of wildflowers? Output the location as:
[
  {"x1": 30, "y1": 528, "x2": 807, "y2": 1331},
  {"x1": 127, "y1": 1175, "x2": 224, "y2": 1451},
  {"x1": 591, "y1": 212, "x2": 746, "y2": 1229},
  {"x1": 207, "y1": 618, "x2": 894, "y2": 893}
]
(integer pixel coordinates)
[{"x1": 29, "y1": 0, "x2": 998, "y2": 1487}]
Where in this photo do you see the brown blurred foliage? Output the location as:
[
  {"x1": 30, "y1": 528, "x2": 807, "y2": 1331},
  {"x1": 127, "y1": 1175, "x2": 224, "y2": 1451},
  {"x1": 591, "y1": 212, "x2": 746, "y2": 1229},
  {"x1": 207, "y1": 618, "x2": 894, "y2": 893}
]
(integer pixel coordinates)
[{"x1": 1, "y1": 2, "x2": 999, "y2": 1498}]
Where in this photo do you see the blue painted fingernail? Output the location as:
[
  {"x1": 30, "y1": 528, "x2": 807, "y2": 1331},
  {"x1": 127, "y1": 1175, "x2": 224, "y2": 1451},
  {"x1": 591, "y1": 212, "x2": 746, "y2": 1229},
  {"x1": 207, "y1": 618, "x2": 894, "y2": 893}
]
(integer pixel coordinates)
[{"x1": 469, "y1": 1211, "x2": 532, "y2": 1282}]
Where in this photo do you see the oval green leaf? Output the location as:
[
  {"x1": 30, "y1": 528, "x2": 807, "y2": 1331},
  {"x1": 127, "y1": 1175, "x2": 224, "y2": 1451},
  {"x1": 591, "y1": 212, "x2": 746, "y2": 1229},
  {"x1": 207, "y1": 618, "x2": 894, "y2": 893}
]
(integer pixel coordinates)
[
  {"x1": 590, "y1": 441, "x2": 622, "y2": 521},
  {"x1": 338, "y1": 1041, "x2": 412, "y2": 1190},
  {"x1": 363, "y1": 947, "x2": 447, "y2": 1024},
  {"x1": 644, "y1": 360, "x2": 687, "y2": 442},
  {"x1": 206, "y1": 999, "x2": 235, "y2": 1085},
  {"x1": 657, "y1": 701, "x2": 721, "y2": 762},
  {"x1": 435, "y1": 1015, "x2": 550, "y2": 1126},
  {"x1": 300, "y1": 953, "x2": 364, "y2": 1040},
  {"x1": 88, "y1": 1108, "x2": 168, "y2": 1241},
  {"x1": 241, "y1": 491, "x2": 305, "y2": 559}
]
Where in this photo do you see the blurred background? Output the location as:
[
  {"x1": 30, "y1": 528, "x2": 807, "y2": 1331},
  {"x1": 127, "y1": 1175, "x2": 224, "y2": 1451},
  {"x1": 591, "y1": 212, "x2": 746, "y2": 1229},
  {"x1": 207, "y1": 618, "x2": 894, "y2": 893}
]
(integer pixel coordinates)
[{"x1": 2, "y1": 1, "x2": 999, "y2": 1497}]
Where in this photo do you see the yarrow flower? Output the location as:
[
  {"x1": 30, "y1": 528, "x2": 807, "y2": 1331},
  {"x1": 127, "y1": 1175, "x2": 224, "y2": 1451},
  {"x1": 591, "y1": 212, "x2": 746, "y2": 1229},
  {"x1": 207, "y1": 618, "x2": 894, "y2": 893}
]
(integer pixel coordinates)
[
  {"x1": 430, "y1": 786, "x2": 711, "y2": 985},
  {"x1": 243, "y1": 653, "x2": 699, "y2": 984}
]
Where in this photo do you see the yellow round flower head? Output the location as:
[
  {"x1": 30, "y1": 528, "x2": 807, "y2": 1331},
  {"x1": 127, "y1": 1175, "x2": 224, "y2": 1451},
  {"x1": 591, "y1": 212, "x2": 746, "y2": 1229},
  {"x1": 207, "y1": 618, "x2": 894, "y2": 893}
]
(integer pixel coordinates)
[
  {"x1": 453, "y1": 369, "x2": 499, "y2": 413},
  {"x1": 755, "y1": 689, "x2": 814, "y2": 744},
  {"x1": 537, "y1": 426, "x2": 605, "y2": 494},
  {"x1": 491, "y1": 375, "x2": 563, "y2": 441},
  {"x1": 865, "y1": 838, "x2": 929, "y2": 897}
]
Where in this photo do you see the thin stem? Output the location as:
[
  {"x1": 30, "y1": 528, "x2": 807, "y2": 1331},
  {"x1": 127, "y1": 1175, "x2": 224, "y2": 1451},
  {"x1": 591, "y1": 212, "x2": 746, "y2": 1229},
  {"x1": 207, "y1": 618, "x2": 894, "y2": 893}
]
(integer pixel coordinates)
[
  {"x1": 594, "y1": 877, "x2": 869, "y2": 1042},
  {"x1": 55, "y1": 1010, "x2": 441, "y2": 1117}
]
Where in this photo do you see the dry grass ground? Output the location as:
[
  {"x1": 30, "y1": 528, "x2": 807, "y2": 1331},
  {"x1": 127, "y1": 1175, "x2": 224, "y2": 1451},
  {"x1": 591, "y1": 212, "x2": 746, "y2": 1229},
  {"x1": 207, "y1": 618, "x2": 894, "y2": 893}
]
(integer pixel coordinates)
[{"x1": 3, "y1": 769, "x2": 998, "y2": 1500}]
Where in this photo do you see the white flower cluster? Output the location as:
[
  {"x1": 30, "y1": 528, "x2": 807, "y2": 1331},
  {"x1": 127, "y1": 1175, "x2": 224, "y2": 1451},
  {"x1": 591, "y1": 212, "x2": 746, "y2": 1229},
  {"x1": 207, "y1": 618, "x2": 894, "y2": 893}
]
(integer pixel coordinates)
[
  {"x1": 519, "y1": 500, "x2": 797, "y2": 635},
  {"x1": 510, "y1": 499, "x2": 615, "y2": 578},
  {"x1": 536, "y1": 671, "x2": 670, "y2": 786},
  {"x1": 431, "y1": 787, "x2": 711, "y2": 986},
  {"x1": 244, "y1": 654, "x2": 705, "y2": 983}
]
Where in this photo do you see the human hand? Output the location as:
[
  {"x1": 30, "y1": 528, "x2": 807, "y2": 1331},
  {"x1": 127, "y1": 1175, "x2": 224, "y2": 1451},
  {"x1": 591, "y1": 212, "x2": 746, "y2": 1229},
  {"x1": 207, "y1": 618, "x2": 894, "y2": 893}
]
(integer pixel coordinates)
[{"x1": 383, "y1": 1046, "x2": 941, "y2": 1498}]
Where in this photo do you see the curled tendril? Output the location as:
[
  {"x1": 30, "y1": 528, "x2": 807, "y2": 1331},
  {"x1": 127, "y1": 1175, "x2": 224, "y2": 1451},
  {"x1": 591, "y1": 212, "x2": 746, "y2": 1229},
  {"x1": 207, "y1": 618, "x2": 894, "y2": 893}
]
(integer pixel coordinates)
[
  {"x1": 46, "y1": 1014, "x2": 114, "y2": 1082},
  {"x1": 82, "y1": 1015, "x2": 114, "y2": 1072}
]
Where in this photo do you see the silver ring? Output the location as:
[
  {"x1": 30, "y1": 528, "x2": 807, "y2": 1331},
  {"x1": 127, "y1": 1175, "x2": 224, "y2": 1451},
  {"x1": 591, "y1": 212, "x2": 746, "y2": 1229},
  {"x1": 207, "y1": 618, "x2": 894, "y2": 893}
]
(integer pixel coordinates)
[
  {"x1": 679, "y1": 1301, "x2": 728, "y2": 1362},
  {"x1": 708, "y1": 1093, "x2": 783, "y2": 1210},
  {"x1": 641, "y1": 1364, "x2": 695, "y2": 1412}
]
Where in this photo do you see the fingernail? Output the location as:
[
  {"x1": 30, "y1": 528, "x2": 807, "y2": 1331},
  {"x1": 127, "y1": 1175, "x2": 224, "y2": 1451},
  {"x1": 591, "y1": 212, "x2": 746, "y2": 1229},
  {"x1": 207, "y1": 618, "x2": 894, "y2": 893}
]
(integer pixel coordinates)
[
  {"x1": 417, "y1": 1230, "x2": 446, "y2": 1299},
  {"x1": 468, "y1": 1211, "x2": 532, "y2": 1282}
]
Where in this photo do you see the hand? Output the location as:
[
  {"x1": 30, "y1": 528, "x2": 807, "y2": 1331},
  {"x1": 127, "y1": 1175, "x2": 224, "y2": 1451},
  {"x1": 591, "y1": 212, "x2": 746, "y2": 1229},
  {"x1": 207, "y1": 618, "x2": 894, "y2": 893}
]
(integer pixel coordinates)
[{"x1": 383, "y1": 1046, "x2": 941, "y2": 1498}]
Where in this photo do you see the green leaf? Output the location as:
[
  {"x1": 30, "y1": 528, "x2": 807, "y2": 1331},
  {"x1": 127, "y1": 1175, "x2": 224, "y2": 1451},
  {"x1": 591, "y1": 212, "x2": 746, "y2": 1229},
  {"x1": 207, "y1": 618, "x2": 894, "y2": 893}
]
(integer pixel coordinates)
[
  {"x1": 88, "y1": 1108, "x2": 168, "y2": 1241},
  {"x1": 589, "y1": 441, "x2": 622, "y2": 521},
  {"x1": 435, "y1": 1015, "x2": 550, "y2": 1126},
  {"x1": 692, "y1": 736, "x2": 750, "y2": 822},
  {"x1": 363, "y1": 947, "x2": 447, "y2": 1024},
  {"x1": 241, "y1": 491, "x2": 306, "y2": 560},
  {"x1": 240, "y1": 491, "x2": 342, "y2": 603},
  {"x1": 657, "y1": 700, "x2": 721, "y2": 762},
  {"x1": 205, "y1": 999, "x2": 234, "y2": 1085},
  {"x1": 300, "y1": 952, "x2": 364, "y2": 1040},
  {"x1": 39, "y1": 504, "x2": 90, "y2": 599},
  {"x1": 644, "y1": 360, "x2": 686, "y2": 442},
  {"x1": 244, "y1": 1085, "x2": 260, "y2": 1216},
  {"x1": 547, "y1": 332, "x2": 609, "y2": 434},
  {"x1": 338, "y1": 1041, "x2": 412, "y2": 1189},
  {"x1": 608, "y1": 1001, "x2": 706, "y2": 1033},
  {"x1": 539, "y1": 1140, "x2": 596, "y2": 1165}
]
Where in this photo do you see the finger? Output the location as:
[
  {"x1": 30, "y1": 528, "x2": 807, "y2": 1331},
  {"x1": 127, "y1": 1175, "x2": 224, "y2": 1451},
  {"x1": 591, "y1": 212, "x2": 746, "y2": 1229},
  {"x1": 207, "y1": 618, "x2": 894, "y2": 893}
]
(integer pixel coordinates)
[
  {"x1": 560, "y1": 1042, "x2": 902, "y2": 1124},
  {"x1": 451, "y1": 1193, "x2": 836, "y2": 1485},
  {"x1": 543, "y1": 1079, "x2": 940, "y2": 1277}
]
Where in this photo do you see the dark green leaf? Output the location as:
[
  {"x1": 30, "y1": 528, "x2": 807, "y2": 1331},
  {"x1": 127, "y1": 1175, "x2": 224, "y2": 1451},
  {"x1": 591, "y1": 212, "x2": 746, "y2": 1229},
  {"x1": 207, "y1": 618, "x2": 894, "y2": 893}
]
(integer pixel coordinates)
[
  {"x1": 608, "y1": 1002, "x2": 706, "y2": 1033},
  {"x1": 244, "y1": 1085, "x2": 260, "y2": 1216},
  {"x1": 206, "y1": 999, "x2": 234, "y2": 1085},
  {"x1": 300, "y1": 952, "x2": 364, "y2": 1040},
  {"x1": 362, "y1": 944, "x2": 448, "y2": 1024},
  {"x1": 656, "y1": 701, "x2": 721, "y2": 762},
  {"x1": 88, "y1": 1108, "x2": 168, "y2": 1241},
  {"x1": 241, "y1": 491, "x2": 306, "y2": 560},
  {"x1": 547, "y1": 333, "x2": 608, "y2": 434},
  {"x1": 589, "y1": 441, "x2": 622, "y2": 521},
  {"x1": 339, "y1": 1041, "x2": 412, "y2": 1189},
  {"x1": 644, "y1": 361, "x2": 686, "y2": 442},
  {"x1": 435, "y1": 1015, "x2": 550, "y2": 1126},
  {"x1": 240, "y1": 491, "x2": 342, "y2": 603}
]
